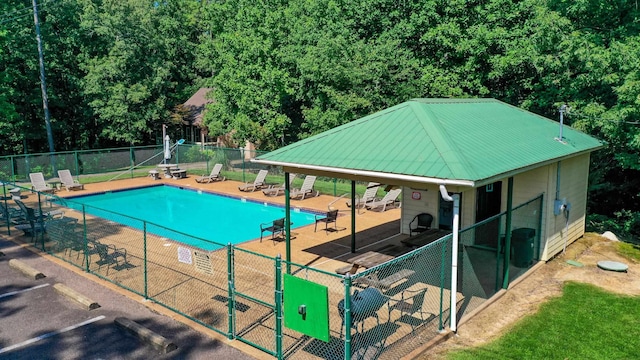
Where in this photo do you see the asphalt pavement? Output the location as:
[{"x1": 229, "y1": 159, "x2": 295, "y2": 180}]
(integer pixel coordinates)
[{"x1": 0, "y1": 237, "x2": 258, "y2": 360}]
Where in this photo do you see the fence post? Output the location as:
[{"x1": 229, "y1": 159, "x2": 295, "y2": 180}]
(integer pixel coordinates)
[
  {"x1": 143, "y1": 221, "x2": 148, "y2": 299},
  {"x1": 36, "y1": 192, "x2": 45, "y2": 249},
  {"x1": 130, "y1": 147, "x2": 135, "y2": 179},
  {"x1": 275, "y1": 255, "x2": 283, "y2": 359},
  {"x1": 343, "y1": 274, "x2": 353, "y2": 359},
  {"x1": 10, "y1": 155, "x2": 15, "y2": 181},
  {"x1": 537, "y1": 194, "x2": 544, "y2": 260},
  {"x1": 438, "y1": 239, "x2": 447, "y2": 331},
  {"x1": 74, "y1": 151, "x2": 80, "y2": 178},
  {"x1": 241, "y1": 147, "x2": 246, "y2": 183},
  {"x1": 502, "y1": 177, "x2": 514, "y2": 289},
  {"x1": 2, "y1": 183, "x2": 10, "y2": 234},
  {"x1": 227, "y1": 243, "x2": 235, "y2": 339},
  {"x1": 83, "y1": 204, "x2": 89, "y2": 271}
]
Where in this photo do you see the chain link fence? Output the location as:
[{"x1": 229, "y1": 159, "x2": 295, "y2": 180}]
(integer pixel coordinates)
[
  {"x1": 1, "y1": 179, "x2": 543, "y2": 359},
  {"x1": 0, "y1": 145, "x2": 372, "y2": 199}
]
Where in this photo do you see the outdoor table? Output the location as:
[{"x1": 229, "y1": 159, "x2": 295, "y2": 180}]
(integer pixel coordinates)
[
  {"x1": 347, "y1": 251, "x2": 394, "y2": 269},
  {"x1": 47, "y1": 178, "x2": 61, "y2": 190},
  {"x1": 157, "y1": 163, "x2": 178, "y2": 178}
]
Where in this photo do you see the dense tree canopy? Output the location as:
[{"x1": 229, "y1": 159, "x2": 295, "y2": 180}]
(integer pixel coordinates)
[{"x1": 1, "y1": 0, "x2": 639, "y2": 237}]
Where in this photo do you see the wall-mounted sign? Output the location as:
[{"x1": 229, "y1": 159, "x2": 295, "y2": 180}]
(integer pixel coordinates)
[{"x1": 411, "y1": 191, "x2": 421, "y2": 200}]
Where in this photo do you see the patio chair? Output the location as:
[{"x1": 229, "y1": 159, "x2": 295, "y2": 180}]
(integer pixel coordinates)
[
  {"x1": 260, "y1": 217, "x2": 285, "y2": 243},
  {"x1": 13, "y1": 200, "x2": 48, "y2": 240},
  {"x1": 388, "y1": 288, "x2": 428, "y2": 332},
  {"x1": 289, "y1": 175, "x2": 319, "y2": 200},
  {"x1": 14, "y1": 199, "x2": 64, "y2": 221},
  {"x1": 95, "y1": 242, "x2": 129, "y2": 275},
  {"x1": 338, "y1": 288, "x2": 389, "y2": 337},
  {"x1": 262, "y1": 174, "x2": 296, "y2": 197},
  {"x1": 29, "y1": 172, "x2": 55, "y2": 193},
  {"x1": 366, "y1": 188, "x2": 402, "y2": 212},
  {"x1": 195, "y1": 163, "x2": 225, "y2": 183},
  {"x1": 409, "y1": 213, "x2": 434, "y2": 236},
  {"x1": 57, "y1": 169, "x2": 84, "y2": 191},
  {"x1": 1, "y1": 201, "x2": 23, "y2": 224},
  {"x1": 314, "y1": 209, "x2": 338, "y2": 232},
  {"x1": 46, "y1": 217, "x2": 85, "y2": 258},
  {"x1": 238, "y1": 170, "x2": 269, "y2": 192},
  {"x1": 346, "y1": 182, "x2": 380, "y2": 208}
]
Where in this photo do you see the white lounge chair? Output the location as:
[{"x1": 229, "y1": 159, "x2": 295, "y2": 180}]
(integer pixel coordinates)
[
  {"x1": 346, "y1": 182, "x2": 380, "y2": 208},
  {"x1": 195, "y1": 163, "x2": 225, "y2": 183},
  {"x1": 58, "y1": 169, "x2": 84, "y2": 191},
  {"x1": 366, "y1": 188, "x2": 402, "y2": 212},
  {"x1": 29, "y1": 172, "x2": 55, "y2": 193},
  {"x1": 262, "y1": 174, "x2": 296, "y2": 197},
  {"x1": 238, "y1": 170, "x2": 269, "y2": 192},
  {"x1": 290, "y1": 175, "x2": 319, "y2": 200}
]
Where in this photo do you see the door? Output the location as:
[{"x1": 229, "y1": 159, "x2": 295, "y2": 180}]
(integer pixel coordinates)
[
  {"x1": 474, "y1": 181, "x2": 502, "y2": 248},
  {"x1": 438, "y1": 192, "x2": 461, "y2": 230}
]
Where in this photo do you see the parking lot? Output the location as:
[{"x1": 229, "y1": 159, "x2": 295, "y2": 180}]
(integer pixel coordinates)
[{"x1": 0, "y1": 238, "x2": 258, "y2": 360}]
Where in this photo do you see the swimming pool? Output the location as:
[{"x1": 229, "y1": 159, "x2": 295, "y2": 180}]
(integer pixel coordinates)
[{"x1": 61, "y1": 185, "x2": 317, "y2": 249}]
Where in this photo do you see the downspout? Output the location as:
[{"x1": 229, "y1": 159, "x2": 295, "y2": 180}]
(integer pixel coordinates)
[{"x1": 439, "y1": 184, "x2": 460, "y2": 333}]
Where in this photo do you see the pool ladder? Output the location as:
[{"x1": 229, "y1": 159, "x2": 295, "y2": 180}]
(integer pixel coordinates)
[{"x1": 328, "y1": 193, "x2": 366, "y2": 215}]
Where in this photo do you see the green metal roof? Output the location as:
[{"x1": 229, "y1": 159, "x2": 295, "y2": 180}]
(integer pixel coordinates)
[{"x1": 254, "y1": 98, "x2": 603, "y2": 186}]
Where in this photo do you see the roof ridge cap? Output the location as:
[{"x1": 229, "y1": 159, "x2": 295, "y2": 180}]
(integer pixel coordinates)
[{"x1": 410, "y1": 102, "x2": 478, "y2": 179}]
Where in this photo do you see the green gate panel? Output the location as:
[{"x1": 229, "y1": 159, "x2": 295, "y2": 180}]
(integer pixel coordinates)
[{"x1": 283, "y1": 274, "x2": 330, "y2": 342}]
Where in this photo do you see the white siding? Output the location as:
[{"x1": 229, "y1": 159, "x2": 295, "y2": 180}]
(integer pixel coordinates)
[
  {"x1": 398, "y1": 152, "x2": 591, "y2": 260},
  {"x1": 400, "y1": 186, "x2": 440, "y2": 234},
  {"x1": 541, "y1": 154, "x2": 590, "y2": 260},
  {"x1": 400, "y1": 185, "x2": 474, "y2": 234}
]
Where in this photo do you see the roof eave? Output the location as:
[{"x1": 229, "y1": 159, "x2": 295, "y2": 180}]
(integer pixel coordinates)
[
  {"x1": 252, "y1": 159, "x2": 476, "y2": 187},
  {"x1": 474, "y1": 147, "x2": 603, "y2": 187}
]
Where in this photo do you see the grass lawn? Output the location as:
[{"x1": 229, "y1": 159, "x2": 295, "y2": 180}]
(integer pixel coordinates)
[{"x1": 447, "y1": 282, "x2": 640, "y2": 360}]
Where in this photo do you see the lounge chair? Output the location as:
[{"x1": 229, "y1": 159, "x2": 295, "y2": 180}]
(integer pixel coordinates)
[
  {"x1": 238, "y1": 170, "x2": 269, "y2": 192},
  {"x1": 195, "y1": 163, "x2": 225, "y2": 183},
  {"x1": 29, "y1": 172, "x2": 55, "y2": 193},
  {"x1": 289, "y1": 175, "x2": 319, "y2": 200},
  {"x1": 262, "y1": 174, "x2": 296, "y2": 197},
  {"x1": 346, "y1": 182, "x2": 380, "y2": 208},
  {"x1": 409, "y1": 213, "x2": 434, "y2": 236},
  {"x1": 58, "y1": 169, "x2": 84, "y2": 191},
  {"x1": 314, "y1": 209, "x2": 338, "y2": 232},
  {"x1": 366, "y1": 188, "x2": 402, "y2": 212}
]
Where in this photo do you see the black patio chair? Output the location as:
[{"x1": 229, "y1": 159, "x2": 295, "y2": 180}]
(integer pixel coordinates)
[
  {"x1": 260, "y1": 217, "x2": 285, "y2": 243},
  {"x1": 409, "y1": 213, "x2": 433, "y2": 236},
  {"x1": 314, "y1": 209, "x2": 338, "y2": 233}
]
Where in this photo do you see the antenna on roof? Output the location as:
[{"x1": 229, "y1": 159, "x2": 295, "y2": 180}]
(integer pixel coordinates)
[{"x1": 555, "y1": 104, "x2": 568, "y2": 143}]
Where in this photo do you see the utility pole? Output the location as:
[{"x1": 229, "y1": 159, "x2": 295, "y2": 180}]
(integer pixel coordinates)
[{"x1": 32, "y1": 0, "x2": 55, "y2": 155}]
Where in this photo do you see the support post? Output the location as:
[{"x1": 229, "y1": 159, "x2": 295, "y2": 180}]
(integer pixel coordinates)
[
  {"x1": 502, "y1": 177, "x2": 514, "y2": 289},
  {"x1": 227, "y1": 243, "x2": 235, "y2": 339},
  {"x1": 275, "y1": 255, "x2": 283, "y2": 359},
  {"x1": 343, "y1": 274, "x2": 353, "y2": 359},
  {"x1": 285, "y1": 172, "x2": 292, "y2": 274},
  {"x1": 143, "y1": 222, "x2": 148, "y2": 299},
  {"x1": 350, "y1": 181, "x2": 356, "y2": 253}
]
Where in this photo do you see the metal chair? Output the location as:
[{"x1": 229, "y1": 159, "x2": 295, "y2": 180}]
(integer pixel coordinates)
[
  {"x1": 388, "y1": 288, "x2": 428, "y2": 331},
  {"x1": 260, "y1": 218, "x2": 285, "y2": 243},
  {"x1": 409, "y1": 213, "x2": 433, "y2": 236},
  {"x1": 314, "y1": 209, "x2": 338, "y2": 232}
]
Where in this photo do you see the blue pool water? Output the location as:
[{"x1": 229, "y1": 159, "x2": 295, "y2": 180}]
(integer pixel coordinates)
[{"x1": 62, "y1": 185, "x2": 317, "y2": 250}]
